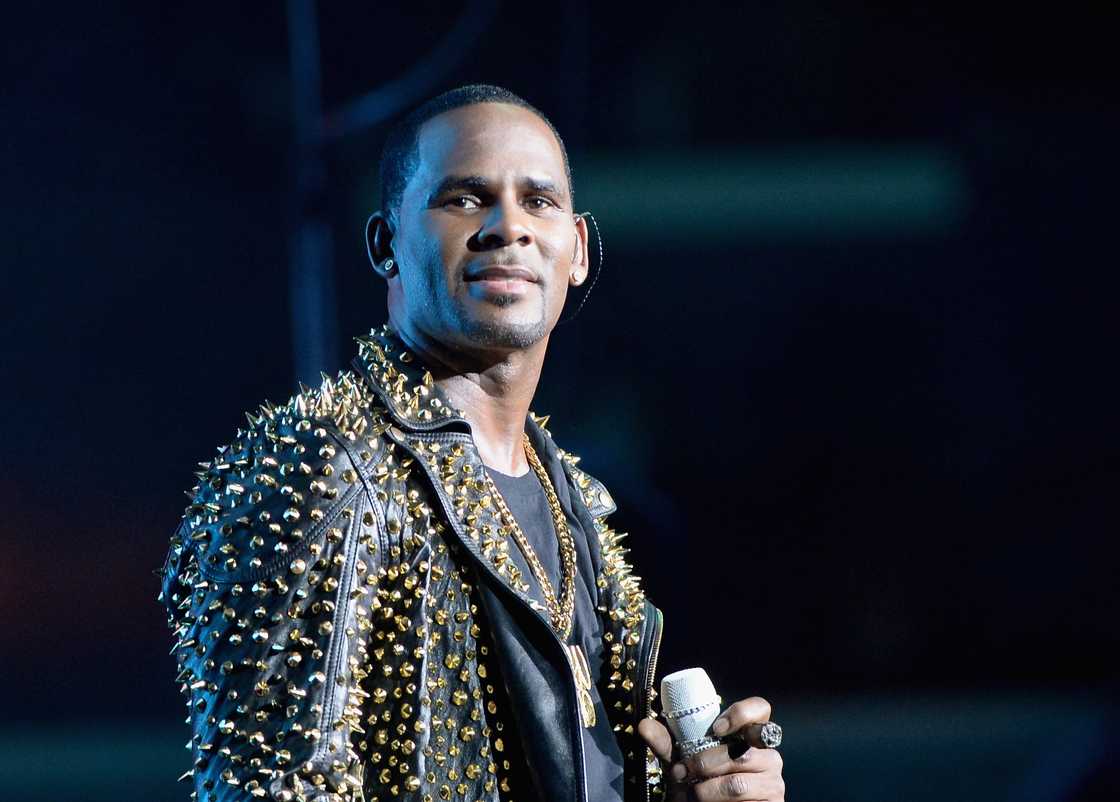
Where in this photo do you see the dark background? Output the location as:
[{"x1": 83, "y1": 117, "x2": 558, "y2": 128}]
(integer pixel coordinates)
[{"x1": 2, "y1": 3, "x2": 1116, "y2": 800}]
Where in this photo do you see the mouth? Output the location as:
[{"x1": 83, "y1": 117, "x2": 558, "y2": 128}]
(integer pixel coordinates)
[
  {"x1": 463, "y1": 264, "x2": 539, "y2": 299},
  {"x1": 463, "y1": 264, "x2": 539, "y2": 283}
]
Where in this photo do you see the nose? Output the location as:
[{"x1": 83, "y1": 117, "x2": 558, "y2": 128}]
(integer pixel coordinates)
[{"x1": 476, "y1": 197, "x2": 533, "y2": 249}]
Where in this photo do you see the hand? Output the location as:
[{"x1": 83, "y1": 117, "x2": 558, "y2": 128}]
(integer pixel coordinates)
[{"x1": 638, "y1": 696, "x2": 785, "y2": 802}]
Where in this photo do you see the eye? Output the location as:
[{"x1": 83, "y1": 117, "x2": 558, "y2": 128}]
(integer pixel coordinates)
[
  {"x1": 444, "y1": 195, "x2": 481, "y2": 210},
  {"x1": 524, "y1": 196, "x2": 556, "y2": 210}
]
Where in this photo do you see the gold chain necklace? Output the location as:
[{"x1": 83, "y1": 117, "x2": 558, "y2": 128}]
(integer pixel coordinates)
[{"x1": 483, "y1": 433, "x2": 597, "y2": 727}]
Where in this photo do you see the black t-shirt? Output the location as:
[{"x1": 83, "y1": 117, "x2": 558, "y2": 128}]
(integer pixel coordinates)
[{"x1": 489, "y1": 465, "x2": 626, "y2": 802}]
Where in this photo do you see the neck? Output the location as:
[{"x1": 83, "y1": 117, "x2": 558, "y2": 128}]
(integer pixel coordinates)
[{"x1": 389, "y1": 319, "x2": 548, "y2": 476}]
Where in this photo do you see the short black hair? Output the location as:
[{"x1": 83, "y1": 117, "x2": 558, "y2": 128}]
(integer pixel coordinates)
[{"x1": 378, "y1": 84, "x2": 573, "y2": 226}]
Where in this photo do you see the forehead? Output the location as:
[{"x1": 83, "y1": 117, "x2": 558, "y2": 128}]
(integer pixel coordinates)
[{"x1": 409, "y1": 103, "x2": 567, "y2": 193}]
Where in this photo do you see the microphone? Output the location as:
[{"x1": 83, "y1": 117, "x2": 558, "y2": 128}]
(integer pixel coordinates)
[
  {"x1": 660, "y1": 668, "x2": 725, "y2": 758},
  {"x1": 660, "y1": 667, "x2": 782, "y2": 760}
]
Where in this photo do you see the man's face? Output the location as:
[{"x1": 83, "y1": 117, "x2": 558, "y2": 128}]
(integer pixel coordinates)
[{"x1": 388, "y1": 103, "x2": 582, "y2": 354}]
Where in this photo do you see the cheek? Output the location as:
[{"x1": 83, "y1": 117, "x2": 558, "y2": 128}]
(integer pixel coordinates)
[
  {"x1": 401, "y1": 221, "x2": 453, "y2": 279},
  {"x1": 545, "y1": 254, "x2": 572, "y2": 304},
  {"x1": 418, "y1": 218, "x2": 470, "y2": 269},
  {"x1": 557, "y1": 229, "x2": 583, "y2": 282},
  {"x1": 537, "y1": 223, "x2": 575, "y2": 271}
]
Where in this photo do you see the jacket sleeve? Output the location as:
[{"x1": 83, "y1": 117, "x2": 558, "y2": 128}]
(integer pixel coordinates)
[{"x1": 157, "y1": 385, "x2": 386, "y2": 802}]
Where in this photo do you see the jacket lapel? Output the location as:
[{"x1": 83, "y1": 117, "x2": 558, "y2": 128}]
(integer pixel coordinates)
[{"x1": 348, "y1": 325, "x2": 589, "y2": 802}]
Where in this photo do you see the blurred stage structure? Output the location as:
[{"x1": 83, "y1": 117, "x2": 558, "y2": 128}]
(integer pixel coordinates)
[{"x1": 284, "y1": 0, "x2": 498, "y2": 386}]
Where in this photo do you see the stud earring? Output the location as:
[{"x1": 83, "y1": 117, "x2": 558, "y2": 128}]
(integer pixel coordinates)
[{"x1": 379, "y1": 258, "x2": 396, "y2": 277}]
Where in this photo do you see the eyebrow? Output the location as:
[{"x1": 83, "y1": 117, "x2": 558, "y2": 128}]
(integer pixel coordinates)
[{"x1": 427, "y1": 174, "x2": 568, "y2": 204}]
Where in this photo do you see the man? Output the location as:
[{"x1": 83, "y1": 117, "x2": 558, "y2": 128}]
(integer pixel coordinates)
[{"x1": 158, "y1": 84, "x2": 785, "y2": 802}]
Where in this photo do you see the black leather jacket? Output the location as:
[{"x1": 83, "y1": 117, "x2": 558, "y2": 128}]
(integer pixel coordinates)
[{"x1": 158, "y1": 325, "x2": 666, "y2": 802}]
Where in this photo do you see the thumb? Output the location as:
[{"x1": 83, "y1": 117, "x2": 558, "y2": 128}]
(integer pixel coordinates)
[{"x1": 637, "y1": 716, "x2": 674, "y2": 763}]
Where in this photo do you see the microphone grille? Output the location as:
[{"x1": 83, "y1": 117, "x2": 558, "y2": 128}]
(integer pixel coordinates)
[
  {"x1": 661, "y1": 668, "x2": 718, "y2": 713},
  {"x1": 660, "y1": 668, "x2": 722, "y2": 744}
]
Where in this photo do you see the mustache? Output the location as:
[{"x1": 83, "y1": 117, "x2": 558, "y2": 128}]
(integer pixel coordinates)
[{"x1": 477, "y1": 254, "x2": 523, "y2": 266}]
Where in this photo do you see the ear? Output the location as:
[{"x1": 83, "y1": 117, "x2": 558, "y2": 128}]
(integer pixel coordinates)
[
  {"x1": 365, "y1": 212, "x2": 395, "y2": 272},
  {"x1": 568, "y1": 213, "x2": 591, "y2": 287}
]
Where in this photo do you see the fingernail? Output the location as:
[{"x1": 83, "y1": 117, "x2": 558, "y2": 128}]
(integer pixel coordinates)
[
  {"x1": 670, "y1": 763, "x2": 687, "y2": 782},
  {"x1": 712, "y1": 717, "x2": 729, "y2": 736}
]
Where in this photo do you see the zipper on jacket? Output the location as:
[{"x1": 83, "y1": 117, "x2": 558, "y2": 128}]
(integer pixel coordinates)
[
  {"x1": 643, "y1": 605, "x2": 664, "y2": 802},
  {"x1": 643, "y1": 607, "x2": 663, "y2": 719}
]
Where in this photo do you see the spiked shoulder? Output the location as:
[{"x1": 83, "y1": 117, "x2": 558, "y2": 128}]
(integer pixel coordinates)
[
  {"x1": 166, "y1": 369, "x2": 385, "y2": 586},
  {"x1": 157, "y1": 368, "x2": 391, "y2": 801}
]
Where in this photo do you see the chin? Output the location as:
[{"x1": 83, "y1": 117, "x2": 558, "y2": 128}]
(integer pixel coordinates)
[
  {"x1": 457, "y1": 310, "x2": 548, "y2": 350},
  {"x1": 447, "y1": 293, "x2": 549, "y2": 350}
]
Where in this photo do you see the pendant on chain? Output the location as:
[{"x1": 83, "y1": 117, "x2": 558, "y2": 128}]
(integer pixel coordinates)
[{"x1": 566, "y1": 643, "x2": 597, "y2": 728}]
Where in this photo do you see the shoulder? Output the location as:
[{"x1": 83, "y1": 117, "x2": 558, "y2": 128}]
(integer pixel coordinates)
[
  {"x1": 173, "y1": 368, "x2": 390, "y2": 581},
  {"x1": 559, "y1": 451, "x2": 619, "y2": 520},
  {"x1": 530, "y1": 411, "x2": 635, "y2": 562},
  {"x1": 537, "y1": 415, "x2": 651, "y2": 620},
  {"x1": 533, "y1": 410, "x2": 618, "y2": 521}
]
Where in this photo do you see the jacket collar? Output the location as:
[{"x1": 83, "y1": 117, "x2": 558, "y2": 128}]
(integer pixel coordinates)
[
  {"x1": 350, "y1": 323, "x2": 559, "y2": 438},
  {"x1": 350, "y1": 323, "x2": 470, "y2": 430},
  {"x1": 349, "y1": 323, "x2": 616, "y2": 511}
]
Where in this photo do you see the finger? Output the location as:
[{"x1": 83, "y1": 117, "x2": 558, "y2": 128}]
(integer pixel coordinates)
[
  {"x1": 683, "y1": 744, "x2": 729, "y2": 779},
  {"x1": 680, "y1": 745, "x2": 783, "y2": 782},
  {"x1": 638, "y1": 716, "x2": 674, "y2": 763},
  {"x1": 711, "y1": 697, "x2": 772, "y2": 738},
  {"x1": 692, "y1": 770, "x2": 785, "y2": 802}
]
